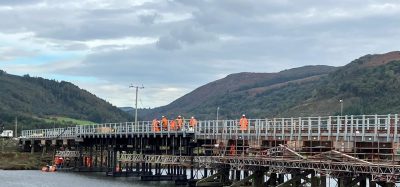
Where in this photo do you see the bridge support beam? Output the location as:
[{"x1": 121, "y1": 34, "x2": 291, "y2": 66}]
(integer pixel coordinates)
[
  {"x1": 229, "y1": 170, "x2": 265, "y2": 187},
  {"x1": 310, "y1": 172, "x2": 319, "y2": 187},
  {"x1": 276, "y1": 170, "x2": 312, "y2": 187},
  {"x1": 267, "y1": 172, "x2": 277, "y2": 186},
  {"x1": 337, "y1": 177, "x2": 348, "y2": 187},
  {"x1": 235, "y1": 170, "x2": 240, "y2": 181},
  {"x1": 278, "y1": 173, "x2": 284, "y2": 184},
  {"x1": 30, "y1": 143, "x2": 35, "y2": 154},
  {"x1": 346, "y1": 175, "x2": 364, "y2": 187},
  {"x1": 196, "y1": 168, "x2": 231, "y2": 187},
  {"x1": 370, "y1": 180, "x2": 376, "y2": 187},
  {"x1": 377, "y1": 182, "x2": 395, "y2": 187},
  {"x1": 320, "y1": 175, "x2": 326, "y2": 187},
  {"x1": 359, "y1": 178, "x2": 366, "y2": 187}
]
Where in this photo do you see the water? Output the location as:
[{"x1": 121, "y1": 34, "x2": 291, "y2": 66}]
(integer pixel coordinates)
[
  {"x1": 0, "y1": 170, "x2": 175, "y2": 187},
  {"x1": 2, "y1": 170, "x2": 399, "y2": 187}
]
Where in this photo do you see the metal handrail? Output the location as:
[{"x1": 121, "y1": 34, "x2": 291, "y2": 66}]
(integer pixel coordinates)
[{"x1": 21, "y1": 114, "x2": 400, "y2": 142}]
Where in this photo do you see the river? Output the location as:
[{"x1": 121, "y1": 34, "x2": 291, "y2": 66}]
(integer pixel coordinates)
[
  {"x1": 0, "y1": 170, "x2": 175, "y2": 187},
  {"x1": 1, "y1": 170, "x2": 399, "y2": 187}
]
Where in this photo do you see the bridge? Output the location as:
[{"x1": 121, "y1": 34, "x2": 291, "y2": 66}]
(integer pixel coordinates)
[{"x1": 20, "y1": 114, "x2": 400, "y2": 187}]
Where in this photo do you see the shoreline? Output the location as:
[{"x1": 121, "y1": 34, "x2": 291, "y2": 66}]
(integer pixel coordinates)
[{"x1": 0, "y1": 152, "x2": 47, "y2": 170}]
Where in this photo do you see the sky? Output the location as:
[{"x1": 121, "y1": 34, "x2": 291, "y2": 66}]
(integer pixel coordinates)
[{"x1": 0, "y1": 0, "x2": 400, "y2": 108}]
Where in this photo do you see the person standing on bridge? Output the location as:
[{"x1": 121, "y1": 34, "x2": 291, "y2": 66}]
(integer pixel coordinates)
[
  {"x1": 239, "y1": 114, "x2": 248, "y2": 131},
  {"x1": 170, "y1": 119, "x2": 177, "y2": 131},
  {"x1": 161, "y1": 116, "x2": 168, "y2": 130},
  {"x1": 176, "y1": 115, "x2": 184, "y2": 131},
  {"x1": 189, "y1": 116, "x2": 197, "y2": 132},
  {"x1": 152, "y1": 119, "x2": 160, "y2": 132}
]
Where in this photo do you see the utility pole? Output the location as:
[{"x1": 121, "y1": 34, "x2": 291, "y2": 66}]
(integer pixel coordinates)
[
  {"x1": 339, "y1": 99, "x2": 343, "y2": 116},
  {"x1": 129, "y1": 85, "x2": 144, "y2": 126},
  {"x1": 216, "y1": 107, "x2": 220, "y2": 122},
  {"x1": 15, "y1": 117, "x2": 18, "y2": 138}
]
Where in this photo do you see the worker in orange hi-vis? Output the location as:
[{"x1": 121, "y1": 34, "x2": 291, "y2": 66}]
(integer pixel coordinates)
[
  {"x1": 176, "y1": 115, "x2": 184, "y2": 130},
  {"x1": 161, "y1": 116, "x2": 168, "y2": 130},
  {"x1": 170, "y1": 119, "x2": 176, "y2": 131},
  {"x1": 189, "y1": 116, "x2": 197, "y2": 132},
  {"x1": 239, "y1": 114, "x2": 248, "y2": 130},
  {"x1": 152, "y1": 119, "x2": 160, "y2": 132},
  {"x1": 229, "y1": 143, "x2": 236, "y2": 156}
]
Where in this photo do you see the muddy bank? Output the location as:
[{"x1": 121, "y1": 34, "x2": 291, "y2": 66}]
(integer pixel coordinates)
[{"x1": 0, "y1": 152, "x2": 47, "y2": 170}]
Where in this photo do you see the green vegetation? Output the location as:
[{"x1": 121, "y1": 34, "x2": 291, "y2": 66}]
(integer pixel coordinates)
[
  {"x1": 0, "y1": 72, "x2": 132, "y2": 133},
  {"x1": 42, "y1": 116, "x2": 95, "y2": 126},
  {"x1": 144, "y1": 52, "x2": 400, "y2": 120},
  {"x1": 0, "y1": 152, "x2": 45, "y2": 170},
  {"x1": 0, "y1": 139, "x2": 46, "y2": 170}
]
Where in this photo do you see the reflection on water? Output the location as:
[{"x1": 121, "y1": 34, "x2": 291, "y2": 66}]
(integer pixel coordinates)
[{"x1": 0, "y1": 170, "x2": 175, "y2": 187}]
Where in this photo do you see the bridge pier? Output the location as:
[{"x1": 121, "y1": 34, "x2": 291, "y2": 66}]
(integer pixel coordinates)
[
  {"x1": 229, "y1": 170, "x2": 266, "y2": 187},
  {"x1": 196, "y1": 168, "x2": 231, "y2": 187},
  {"x1": 30, "y1": 142, "x2": 35, "y2": 154},
  {"x1": 370, "y1": 180, "x2": 376, "y2": 187},
  {"x1": 337, "y1": 177, "x2": 350, "y2": 187},
  {"x1": 267, "y1": 172, "x2": 277, "y2": 186},
  {"x1": 310, "y1": 172, "x2": 319, "y2": 187},
  {"x1": 359, "y1": 178, "x2": 366, "y2": 187},
  {"x1": 320, "y1": 175, "x2": 326, "y2": 187},
  {"x1": 275, "y1": 170, "x2": 311, "y2": 187},
  {"x1": 377, "y1": 182, "x2": 395, "y2": 187},
  {"x1": 278, "y1": 173, "x2": 284, "y2": 184}
]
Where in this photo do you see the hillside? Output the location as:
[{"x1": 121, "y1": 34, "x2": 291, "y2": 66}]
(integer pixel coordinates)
[
  {"x1": 0, "y1": 71, "x2": 131, "y2": 131},
  {"x1": 142, "y1": 65, "x2": 338, "y2": 119},
  {"x1": 142, "y1": 51, "x2": 400, "y2": 120}
]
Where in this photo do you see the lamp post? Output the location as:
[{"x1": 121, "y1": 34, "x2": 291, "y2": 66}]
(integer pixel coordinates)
[
  {"x1": 339, "y1": 99, "x2": 343, "y2": 116},
  {"x1": 216, "y1": 107, "x2": 220, "y2": 122},
  {"x1": 129, "y1": 85, "x2": 144, "y2": 126}
]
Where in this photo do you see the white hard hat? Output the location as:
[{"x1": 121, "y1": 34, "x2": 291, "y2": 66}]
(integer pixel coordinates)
[
  {"x1": 242, "y1": 114, "x2": 246, "y2": 117},
  {"x1": 191, "y1": 116, "x2": 194, "y2": 118}
]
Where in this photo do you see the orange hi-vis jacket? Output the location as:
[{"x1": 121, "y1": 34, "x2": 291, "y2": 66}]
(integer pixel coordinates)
[
  {"x1": 239, "y1": 117, "x2": 248, "y2": 130},
  {"x1": 170, "y1": 120, "x2": 176, "y2": 130},
  {"x1": 229, "y1": 144, "x2": 236, "y2": 155},
  {"x1": 177, "y1": 118, "x2": 184, "y2": 129},
  {"x1": 189, "y1": 118, "x2": 198, "y2": 127},
  {"x1": 152, "y1": 119, "x2": 160, "y2": 132},
  {"x1": 161, "y1": 117, "x2": 168, "y2": 130}
]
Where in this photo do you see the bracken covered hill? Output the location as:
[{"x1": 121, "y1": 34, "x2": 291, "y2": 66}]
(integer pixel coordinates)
[{"x1": 142, "y1": 51, "x2": 400, "y2": 120}]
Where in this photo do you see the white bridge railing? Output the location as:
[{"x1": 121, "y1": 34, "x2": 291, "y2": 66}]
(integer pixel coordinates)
[{"x1": 21, "y1": 114, "x2": 400, "y2": 142}]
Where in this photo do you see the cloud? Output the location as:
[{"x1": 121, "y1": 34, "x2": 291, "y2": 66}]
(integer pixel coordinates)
[
  {"x1": 1, "y1": 0, "x2": 400, "y2": 108},
  {"x1": 0, "y1": 0, "x2": 40, "y2": 6},
  {"x1": 0, "y1": 47, "x2": 38, "y2": 61},
  {"x1": 138, "y1": 12, "x2": 160, "y2": 24}
]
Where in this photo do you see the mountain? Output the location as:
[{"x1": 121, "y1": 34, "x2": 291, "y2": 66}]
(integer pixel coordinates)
[
  {"x1": 119, "y1": 107, "x2": 134, "y2": 113},
  {"x1": 142, "y1": 51, "x2": 400, "y2": 120},
  {"x1": 142, "y1": 65, "x2": 338, "y2": 120},
  {"x1": 0, "y1": 71, "x2": 131, "y2": 131}
]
